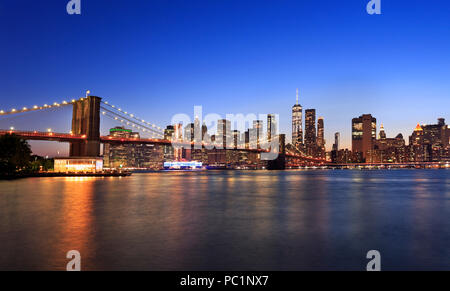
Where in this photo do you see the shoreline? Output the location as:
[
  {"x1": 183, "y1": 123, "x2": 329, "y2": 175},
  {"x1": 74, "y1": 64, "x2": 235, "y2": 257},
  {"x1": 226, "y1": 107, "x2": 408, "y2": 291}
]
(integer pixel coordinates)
[{"x1": 1, "y1": 167, "x2": 448, "y2": 180}]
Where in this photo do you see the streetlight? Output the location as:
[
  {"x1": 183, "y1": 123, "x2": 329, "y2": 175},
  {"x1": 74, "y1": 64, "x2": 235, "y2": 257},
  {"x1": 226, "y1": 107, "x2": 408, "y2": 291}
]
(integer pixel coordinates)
[
  {"x1": 47, "y1": 128, "x2": 52, "y2": 133},
  {"x1": 86, "y1": 90, "x2": 91, "y2": 98},
  {"x1": 10, "y1": 127, "x2": 14, "y2": 131}
]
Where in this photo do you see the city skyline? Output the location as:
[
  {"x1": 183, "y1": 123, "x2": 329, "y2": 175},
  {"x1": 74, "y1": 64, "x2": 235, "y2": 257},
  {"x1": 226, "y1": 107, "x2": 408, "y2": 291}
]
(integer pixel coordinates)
[{"x1": 1, "y1": 1, "x2": 449, "y2": 156}]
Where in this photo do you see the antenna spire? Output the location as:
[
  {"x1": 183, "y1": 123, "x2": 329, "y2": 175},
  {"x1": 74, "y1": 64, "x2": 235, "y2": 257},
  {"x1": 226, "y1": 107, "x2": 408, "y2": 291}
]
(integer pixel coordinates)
[{"x1": 296, "y1": 88, "x2": 299, "y2": 105}]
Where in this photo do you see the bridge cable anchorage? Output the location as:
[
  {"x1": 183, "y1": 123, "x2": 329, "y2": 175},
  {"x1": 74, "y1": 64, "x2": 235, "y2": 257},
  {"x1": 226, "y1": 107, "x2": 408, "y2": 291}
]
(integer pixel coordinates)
[
  {"x1": 100, "y1": 106, "x2": 164, "y2": 137},
  {"x1": 100, "y1": 101, "x2": 164, "y2": 132},
  {"x1": 0, "y1": 99, "x2": 77, "y2": 116},
  {"x1": 102, "y1": 113, "x2": 163, "y2": 139},
  {"x1": 102, "y1": 112, "x2": 164, "y2": 139},
  {"x1": 101, "y1": 109, "x2": 164, "y2": 138}
]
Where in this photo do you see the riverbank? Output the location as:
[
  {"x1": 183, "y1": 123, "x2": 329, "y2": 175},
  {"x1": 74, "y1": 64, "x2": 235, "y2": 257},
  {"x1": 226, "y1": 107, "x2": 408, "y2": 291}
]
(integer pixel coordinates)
[{"x1": 0, "y1": 171, "x2": 132, "y2": 180}]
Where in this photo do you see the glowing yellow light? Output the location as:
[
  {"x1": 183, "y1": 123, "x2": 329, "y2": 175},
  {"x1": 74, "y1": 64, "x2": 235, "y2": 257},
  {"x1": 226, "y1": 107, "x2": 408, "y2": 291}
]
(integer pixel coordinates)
[
  {"x1": 47, "y1": 128, "x2": 52, "y2": 132},
  {"x1": 10, "y1": 127, "x2": 14, "y2": 130},
  {"x1": 11, "y1": 109, "x2": 16, "y2": 112},
  {"x1": 0, "y1": 110, "x2": 4, "y2": 114},
  {"x1": 23, "y1": 107, "x2": 27, "y2": 110},
  {"x1": 33, "y1": 105, "x2": 38, "y2": 109}
]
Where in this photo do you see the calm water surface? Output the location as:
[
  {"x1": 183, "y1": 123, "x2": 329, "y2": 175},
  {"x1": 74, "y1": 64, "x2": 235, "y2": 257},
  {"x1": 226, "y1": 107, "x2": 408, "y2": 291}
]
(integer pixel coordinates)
[{"x1": 1, "y1": 170, "x2": 449, "y2": 270}]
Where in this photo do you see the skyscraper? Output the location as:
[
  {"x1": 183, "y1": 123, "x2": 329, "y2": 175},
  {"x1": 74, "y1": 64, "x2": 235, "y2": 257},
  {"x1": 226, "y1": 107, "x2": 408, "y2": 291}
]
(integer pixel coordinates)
[
  {"x1": 317, "y1": 117, "x2": 325, "y2": 158},
  {"x1": 379, "y1": 124, "x2": 386, "y2": 139},
  {"x1": 253, "y1": 120, "x2": 263, "y2": 148},
  {"x1": 333, "y1": 132, "x2": 340, "y2": 151},
  {"x1": 267, "y1": 114, "x2": 277, "y2": 142},
  {"x1": 304, "y1": 109, "x2": 317, "y2": 156},
  {"x1": 317, "y1": 117, "x2": 325, "y2": 147},
  {"x1": 352, "y1": 114, "x2": 376, "y2": 161},
  {"x1": 217, "y1": 119, "x2": 231, "y2": 149},
  {"x1": 292, "y1": 88, "x2": 303, "y2": 149}
]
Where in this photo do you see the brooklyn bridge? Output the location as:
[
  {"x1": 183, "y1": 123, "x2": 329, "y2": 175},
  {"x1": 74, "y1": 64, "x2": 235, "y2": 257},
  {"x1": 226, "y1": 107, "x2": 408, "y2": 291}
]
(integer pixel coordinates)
[{"x1": 0, "y1": 95, "x2": 328, "y2": 170}]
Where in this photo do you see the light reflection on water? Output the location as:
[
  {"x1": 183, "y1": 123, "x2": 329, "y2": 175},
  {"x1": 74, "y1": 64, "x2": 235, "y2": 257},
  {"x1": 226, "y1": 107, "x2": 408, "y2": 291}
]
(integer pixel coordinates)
[{"x1": 0, "y1": 170, "x2": 449, "y2": 270}]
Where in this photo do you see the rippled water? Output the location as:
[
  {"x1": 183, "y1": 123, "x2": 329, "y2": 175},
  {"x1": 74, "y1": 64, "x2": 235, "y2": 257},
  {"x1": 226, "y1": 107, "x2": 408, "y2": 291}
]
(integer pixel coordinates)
[{"x1": 1, "y1": 170, "x2": 449, "y2": 270}]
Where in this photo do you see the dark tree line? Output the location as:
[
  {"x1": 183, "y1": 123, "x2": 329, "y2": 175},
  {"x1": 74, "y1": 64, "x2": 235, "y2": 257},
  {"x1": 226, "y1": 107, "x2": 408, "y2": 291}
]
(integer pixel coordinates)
[{"x1": 0, "y1": 134, "x2": 53, "y2": 177}]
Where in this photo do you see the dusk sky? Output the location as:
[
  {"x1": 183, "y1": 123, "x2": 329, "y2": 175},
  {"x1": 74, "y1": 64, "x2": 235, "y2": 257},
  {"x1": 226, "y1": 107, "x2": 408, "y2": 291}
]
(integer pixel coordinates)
[{"x1": 1, "y1": 0, "x2": 449, "y2": 156}]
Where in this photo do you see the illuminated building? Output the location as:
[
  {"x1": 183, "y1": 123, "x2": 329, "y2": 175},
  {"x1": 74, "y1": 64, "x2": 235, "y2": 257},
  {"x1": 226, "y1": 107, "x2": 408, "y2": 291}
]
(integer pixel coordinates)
[
  {"x1": 163, "y1": 125, "x2": 175, "y2": 161},
  {"x1": 253, "y1": 120, "x2": 263, "y2": 148},
  {"x1": 292, "y1": 88, "x2": 303, "y2": 149},
  {"x1": 54, "y1": 157, "x2": 103, "y2": 173},
  {"x1": 184, "y1": 123, "x2": 195, "y2": 142},
  {"x1": 217, "y1": 119, "x2": 231, "y2": 149},
  {"x1": 379, "y1": 124, "x2": 386, "y2": 139},
  {"x1": 163, "y1": 161, "x2": 202, "y2": 170},
  {"x1": 304, "y1": 109, "x2": 317, "y2": 156},
  {"x1": 317, "y1": 117, "x2": 325, "y2": 158},
  {"x1": 333, "y1": 132, "x2": 340, "y2": 151},
  {"x1": 372, "y1": 124, "x2": 406, "y2": 163},
  {"x1": 232, "y1": 130, "x2": 240, "y2": 149},
  {"x1": 408, "y1": 118, "x2": 449, "y2": 162},
  {"x1": 267, "y1": 114, "x2": 277, "y2": 142},
  {"x1": 352, "y1": 114, "x2": 376, "y2": 162},
  {"x1": 103, "y1": 126, "x2": 164, "y2": 169}
]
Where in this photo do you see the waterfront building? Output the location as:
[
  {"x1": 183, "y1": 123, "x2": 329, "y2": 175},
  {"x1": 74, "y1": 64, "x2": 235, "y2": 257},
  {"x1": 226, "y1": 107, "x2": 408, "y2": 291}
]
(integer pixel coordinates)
[{"x1": 54, "y1": 157, "x2": 103, "y2": 173}]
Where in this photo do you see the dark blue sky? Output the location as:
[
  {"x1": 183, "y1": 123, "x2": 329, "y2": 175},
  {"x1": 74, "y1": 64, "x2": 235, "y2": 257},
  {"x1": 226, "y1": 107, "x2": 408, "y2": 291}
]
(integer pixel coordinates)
[{"x1": 1, "y1": 0, "x2": 449, "y2": 155}]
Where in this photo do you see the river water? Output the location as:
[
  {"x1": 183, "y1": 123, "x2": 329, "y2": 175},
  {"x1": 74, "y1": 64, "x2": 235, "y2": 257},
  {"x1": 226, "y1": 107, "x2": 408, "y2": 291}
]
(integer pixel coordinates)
[{"x1": 0, "y1": 170, "x2": 449, "y2": 270}]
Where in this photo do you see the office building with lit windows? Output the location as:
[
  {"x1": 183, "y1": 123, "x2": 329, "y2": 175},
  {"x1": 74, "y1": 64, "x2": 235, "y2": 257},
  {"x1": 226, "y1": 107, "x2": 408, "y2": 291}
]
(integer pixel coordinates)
[{"x1": 352, "y1": 114, "x2": 376, "y2": 162}]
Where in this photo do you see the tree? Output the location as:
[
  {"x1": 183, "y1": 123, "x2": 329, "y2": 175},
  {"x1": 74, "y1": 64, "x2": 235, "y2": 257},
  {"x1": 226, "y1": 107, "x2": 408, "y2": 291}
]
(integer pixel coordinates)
[{"x1": 0, "y1": 134, "x2": 32, "y2": 175}]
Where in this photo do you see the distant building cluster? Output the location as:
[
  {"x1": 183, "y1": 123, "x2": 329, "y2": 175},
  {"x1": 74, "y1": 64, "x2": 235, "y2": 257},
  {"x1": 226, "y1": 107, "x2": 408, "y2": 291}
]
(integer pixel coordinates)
[
  {"x1": 291, "y1": 89, "x2": 326, "y2": 159},
  {"x1": 101, "y1": 90, "x2": 449, "y2": 169},
  {"x1": 331, "y1": 115, "x2": 450, "y2": 163},
  {"x1": 103, "y1": 127, "x2": 163, "y2": 169},
  {"x1": 103, "y1": 112, "x2": 283, "y2": 169}
]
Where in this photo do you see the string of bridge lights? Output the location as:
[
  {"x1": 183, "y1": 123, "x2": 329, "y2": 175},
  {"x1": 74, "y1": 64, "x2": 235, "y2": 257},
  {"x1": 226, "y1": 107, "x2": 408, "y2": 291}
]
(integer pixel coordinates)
[
  {"x1": 0, "y1": 99, "x2": 79, "y2": 116},
  {"x1": 101, "y1": 109, "x2": 164, "y2": 138},
  {"x1": 101, "y1": 101, "x2": 163, "y2": 133}
]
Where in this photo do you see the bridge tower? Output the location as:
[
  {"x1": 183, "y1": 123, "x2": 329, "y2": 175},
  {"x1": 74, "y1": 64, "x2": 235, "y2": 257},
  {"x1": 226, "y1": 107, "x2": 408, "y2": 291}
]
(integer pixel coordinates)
[
  {"x1": 267, "y1": 134, "x2": 286, "y2": 170},
  {"x1": 69, "y1": 96, "x2": 102, "y2": 157}
]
